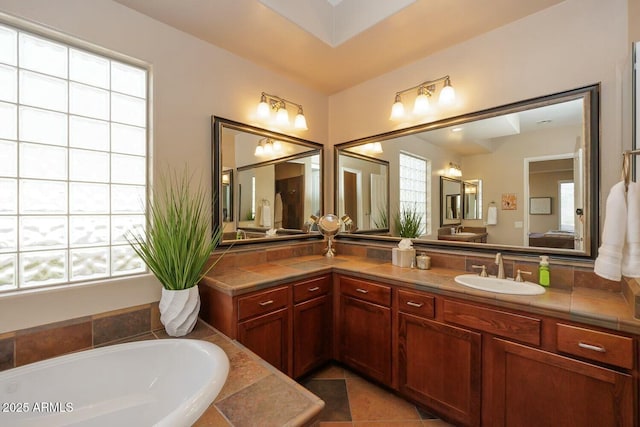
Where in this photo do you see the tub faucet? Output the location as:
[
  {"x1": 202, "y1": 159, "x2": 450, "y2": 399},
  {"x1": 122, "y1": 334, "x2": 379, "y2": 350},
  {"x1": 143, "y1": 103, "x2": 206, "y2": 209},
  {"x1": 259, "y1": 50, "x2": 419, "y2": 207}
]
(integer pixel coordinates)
[{"x1": 495, "y1": 252, "x2": 505, "y2": 279}]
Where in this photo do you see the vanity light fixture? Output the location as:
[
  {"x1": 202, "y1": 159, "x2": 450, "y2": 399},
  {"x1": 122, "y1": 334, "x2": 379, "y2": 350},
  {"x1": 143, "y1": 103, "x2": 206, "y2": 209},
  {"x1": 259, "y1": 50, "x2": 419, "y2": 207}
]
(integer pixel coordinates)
[
  {"x1": 256, "y1": 92, "x2": 308, "y2": 130},
  {"x1": 254, "y1": 138, "x2": 283, "y2": 157},
  {"x1": 447, "y1": 162, "x2": 462, "y2": 177},
  {"x1": 390, "y1": 75, "x2": 456, "y2": 120}
]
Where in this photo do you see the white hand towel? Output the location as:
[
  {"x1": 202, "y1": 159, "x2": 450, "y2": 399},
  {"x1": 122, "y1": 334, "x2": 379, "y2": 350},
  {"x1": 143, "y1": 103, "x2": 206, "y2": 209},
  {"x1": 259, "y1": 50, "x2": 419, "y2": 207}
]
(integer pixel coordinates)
[
  {"x1": 486, "y1": 206, "x2": 498, "y2": 225},
  {"x1": 622, "y1": 182, "x2": 640, "y2": 277},
  {"x1": 594, "y1": 181, "x2": 627, "y2": 281},
  {"x1": 261, "y1": 205, "x2": 272, "y2": 227}
]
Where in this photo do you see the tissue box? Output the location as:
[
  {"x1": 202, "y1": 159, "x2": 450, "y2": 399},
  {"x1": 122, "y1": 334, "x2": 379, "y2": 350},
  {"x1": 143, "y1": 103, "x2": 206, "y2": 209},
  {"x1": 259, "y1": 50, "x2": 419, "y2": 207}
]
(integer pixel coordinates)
[{"x1": 392, "y1": 248, "x2": 415, "y2": 268}]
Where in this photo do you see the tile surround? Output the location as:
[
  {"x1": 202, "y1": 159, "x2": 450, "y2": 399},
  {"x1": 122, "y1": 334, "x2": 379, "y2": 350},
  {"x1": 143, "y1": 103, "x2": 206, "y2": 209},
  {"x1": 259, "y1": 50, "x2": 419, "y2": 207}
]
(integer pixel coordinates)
[{"x1": 2, "y1": 239, "x2": 636, "y2": 374}]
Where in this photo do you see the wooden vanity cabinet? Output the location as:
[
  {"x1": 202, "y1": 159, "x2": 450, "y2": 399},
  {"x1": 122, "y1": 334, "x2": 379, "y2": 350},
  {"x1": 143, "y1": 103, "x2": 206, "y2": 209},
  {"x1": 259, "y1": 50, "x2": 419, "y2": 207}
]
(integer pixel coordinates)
[
  {"x1": 397, "y1": 290, "x2": 482, "y2": 427},
  {"x1": 293, "y1": 275, "x2": 332, "y2": 378},
  {"x1": 237, "y1": 286, "x2": 290, "y2": 373},
  {"x1": 200, "y1": 274, "x2": 332, "y2": 378},
  {"x1": 489, "y1": 338, "x2": 634, "y2": 427},
  {"x1": 338, "y1": 275, "x2": 392, "y2": 384}
]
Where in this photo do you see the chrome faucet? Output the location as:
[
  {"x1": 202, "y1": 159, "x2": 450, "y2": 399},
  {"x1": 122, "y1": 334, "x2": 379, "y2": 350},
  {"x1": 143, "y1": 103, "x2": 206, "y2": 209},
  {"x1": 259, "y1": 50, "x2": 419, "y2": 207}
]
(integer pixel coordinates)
[
  {"x1": 456, "y1": 225, "x2": 464, "y2": 233},
  {"x1": 236, "y1": 229, "x2": 247, "y2": 240},
  {"x1": 495, "y1": 252, "x2": 505, "y2": 279}
]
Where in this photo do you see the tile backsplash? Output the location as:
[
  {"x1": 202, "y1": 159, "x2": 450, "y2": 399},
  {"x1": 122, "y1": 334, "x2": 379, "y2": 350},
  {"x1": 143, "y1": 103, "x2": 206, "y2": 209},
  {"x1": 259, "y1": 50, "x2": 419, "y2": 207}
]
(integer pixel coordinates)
[{"x1": 1, "y1": 239, "x2": 632, "y2": 372}]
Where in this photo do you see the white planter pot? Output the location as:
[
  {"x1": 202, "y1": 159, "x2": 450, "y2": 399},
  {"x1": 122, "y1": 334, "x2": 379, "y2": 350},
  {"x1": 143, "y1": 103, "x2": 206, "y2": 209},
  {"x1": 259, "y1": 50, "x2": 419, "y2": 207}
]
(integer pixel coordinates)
[{"x1": 159, "y1": 285, "x2": 201, "y2": 337}]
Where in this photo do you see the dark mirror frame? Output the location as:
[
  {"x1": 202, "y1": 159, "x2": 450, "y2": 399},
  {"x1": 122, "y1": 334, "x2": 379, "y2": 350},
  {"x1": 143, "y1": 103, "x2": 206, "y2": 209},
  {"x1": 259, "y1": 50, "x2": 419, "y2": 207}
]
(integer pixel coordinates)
[
  {"x1": 334, "y1": 84, "x2": 600, "y2": 259},
  {"x1": 211, "y1": 116, "x2": 325, "y2": 245}
]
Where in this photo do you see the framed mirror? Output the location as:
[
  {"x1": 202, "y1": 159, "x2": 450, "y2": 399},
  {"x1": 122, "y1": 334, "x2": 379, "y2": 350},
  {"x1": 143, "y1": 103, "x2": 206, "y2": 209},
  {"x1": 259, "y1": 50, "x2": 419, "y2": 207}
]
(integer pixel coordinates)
[
  {"x1": 440, "y1": 176, "x2": 462, "y2": 226},
  {"x1": 335, "y1": 150, "x2": 390, "y2": 233},
  {"x1": 463, "y1": 180, "x2": 481, "y2": 220},
  {"x1": 221, "y1": 170, "x2": 233, "y2": 222},
  {"x1": 212, "y1": 117, "x2": 324, "y2": 245},
  {"x1": 334, "y1": 84, "x2": 599, "y2": 258}
]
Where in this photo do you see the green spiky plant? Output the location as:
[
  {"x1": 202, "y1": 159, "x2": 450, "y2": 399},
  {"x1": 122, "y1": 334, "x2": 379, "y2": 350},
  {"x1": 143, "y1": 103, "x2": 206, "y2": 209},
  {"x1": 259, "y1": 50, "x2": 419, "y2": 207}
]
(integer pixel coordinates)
[
  {"x1": 373, "y1": 206, "x2": 389, "y2": 229},
  {"x1": 126, "y1": 169, "x2": 224, "y2": 290},
  {"x1": 393, "y1": 204, "x2": 424, "y2": 238}
]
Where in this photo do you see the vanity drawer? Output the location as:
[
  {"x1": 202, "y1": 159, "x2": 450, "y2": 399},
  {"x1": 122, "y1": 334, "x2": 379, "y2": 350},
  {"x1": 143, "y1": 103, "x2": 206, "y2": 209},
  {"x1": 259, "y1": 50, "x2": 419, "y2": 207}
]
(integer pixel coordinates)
[
  {"x1": 398, "y1": 289, "x2": 435, "y2": 319},
  {"x1": 238, "y1": 286, "x2": 289, "y2": 321},
  {"x1": 443, "y1": 300, "x2": 541, "y2": 346},
  {"x1": 556, "y1": 324, "x2": 634, "y2": 369},
  {"x1": 293, "y1": 275, "x2": 331, "y2": 303},
  {"x1": 340, "y1": 276, "x2": 391, "y2": 307}
]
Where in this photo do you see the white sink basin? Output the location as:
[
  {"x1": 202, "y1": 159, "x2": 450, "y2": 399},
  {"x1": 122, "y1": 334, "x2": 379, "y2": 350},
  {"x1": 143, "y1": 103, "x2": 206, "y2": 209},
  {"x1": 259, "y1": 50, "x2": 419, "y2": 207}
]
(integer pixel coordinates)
[
  {"x1": 453, "y1": 232, "x2": 476, "y2": 236},
  {"x1": 454, "y1": 274, "x2": 546, "y2": 295}
]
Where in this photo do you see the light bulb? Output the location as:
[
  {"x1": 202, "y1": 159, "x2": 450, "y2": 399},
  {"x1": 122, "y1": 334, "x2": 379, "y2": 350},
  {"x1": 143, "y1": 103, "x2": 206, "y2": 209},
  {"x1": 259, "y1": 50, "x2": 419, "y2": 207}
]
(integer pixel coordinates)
[
  {"x1": 254, "y1": 144, "x2": 264, "y2": 156},
  {"x1": 294, "y1": 106, "x2": 308, "y2": 130},
  {"x1": 413, "y1": 87, "x2": 430, "y2": 115},
  {"x1": 371, "y1": 142, "x2": 383, "y2": 154},
  {"x1": 264, "y1": 140, "x2": 274, "y2": 155},
  {"x1": 439, "y1": 79, "x2": 456, "y2": 106},
  {"x1": 390, "y1": 94, "x2": 405, "y2": 120},
  {"x1": 276, "y1": 103, "x2": 290, "y2": 126},
  {"x1": 273, "y1": 140, "x2": 282, "y2": 152},
  {"x1": 257, "y1": 94, "x2": 270, "y2": 119}
]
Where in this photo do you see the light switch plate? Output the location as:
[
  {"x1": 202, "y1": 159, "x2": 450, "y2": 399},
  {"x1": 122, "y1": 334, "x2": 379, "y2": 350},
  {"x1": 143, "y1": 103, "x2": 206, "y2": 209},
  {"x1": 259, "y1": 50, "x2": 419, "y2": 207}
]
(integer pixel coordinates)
[{"x1": 515, "y1": 221, "x2": 523, "y2": 229}]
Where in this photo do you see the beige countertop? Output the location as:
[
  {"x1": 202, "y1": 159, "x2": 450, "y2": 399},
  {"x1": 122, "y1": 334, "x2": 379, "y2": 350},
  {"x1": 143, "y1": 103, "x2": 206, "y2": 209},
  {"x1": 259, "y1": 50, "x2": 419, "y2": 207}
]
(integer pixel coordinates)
[{"x1": 202, "y1": 255, "x2": 640, "y2": 336}]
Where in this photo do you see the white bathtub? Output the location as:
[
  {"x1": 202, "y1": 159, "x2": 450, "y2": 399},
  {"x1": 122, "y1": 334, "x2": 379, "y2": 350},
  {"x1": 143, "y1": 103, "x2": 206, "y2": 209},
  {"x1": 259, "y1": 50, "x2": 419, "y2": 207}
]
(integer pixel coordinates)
[{"x1": 0, "y1": 339, "x2": 229, "y2": 427}]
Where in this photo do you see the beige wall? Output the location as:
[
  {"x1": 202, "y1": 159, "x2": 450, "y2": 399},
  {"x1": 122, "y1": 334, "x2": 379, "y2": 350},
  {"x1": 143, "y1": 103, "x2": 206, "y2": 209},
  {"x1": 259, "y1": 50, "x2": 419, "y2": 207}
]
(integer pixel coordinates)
[
  {"x1": 0, "y1": 0, "x2": 328, "y2": 333},
  {"x1": 0, "y1": 0, "x2": 635, "y2": 333},
  {"x1": 328, "y1": 0, "x2": 630, "y2": 219}
]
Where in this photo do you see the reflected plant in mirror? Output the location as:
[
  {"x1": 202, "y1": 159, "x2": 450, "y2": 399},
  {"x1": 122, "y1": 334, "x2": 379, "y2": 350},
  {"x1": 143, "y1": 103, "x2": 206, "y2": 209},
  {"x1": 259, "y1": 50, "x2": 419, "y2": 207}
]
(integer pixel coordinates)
[
  {"x1": 334, "y1": 85, "x2": 599, "y2": 258},
  {"x1": 212, "y1": 117, "x2": 324, "y2": 245}
]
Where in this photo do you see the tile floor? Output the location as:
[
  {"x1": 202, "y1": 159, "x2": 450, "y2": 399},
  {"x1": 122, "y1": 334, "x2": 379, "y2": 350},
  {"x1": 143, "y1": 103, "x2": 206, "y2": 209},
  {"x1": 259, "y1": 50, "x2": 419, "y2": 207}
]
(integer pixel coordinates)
[{"x1": 299, "y1": 364, "x2": 454, "y2": 427}]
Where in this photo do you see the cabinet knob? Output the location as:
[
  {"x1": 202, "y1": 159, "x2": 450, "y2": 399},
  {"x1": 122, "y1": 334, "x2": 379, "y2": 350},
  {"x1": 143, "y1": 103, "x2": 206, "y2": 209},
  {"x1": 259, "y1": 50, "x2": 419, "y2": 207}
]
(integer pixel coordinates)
[
  {"x1": 578, "y1": 342, "x2": 606, "y2": 353},
  {"x1": 258, "y1": 300, "x2": 274, "y2": 306}
]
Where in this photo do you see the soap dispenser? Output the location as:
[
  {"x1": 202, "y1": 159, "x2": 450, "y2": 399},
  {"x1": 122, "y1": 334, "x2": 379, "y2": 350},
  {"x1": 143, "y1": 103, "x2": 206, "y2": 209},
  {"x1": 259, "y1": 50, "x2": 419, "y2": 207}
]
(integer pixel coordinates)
[{"x1": 539, "y1": 255, "x2": 550, "y2": 287}]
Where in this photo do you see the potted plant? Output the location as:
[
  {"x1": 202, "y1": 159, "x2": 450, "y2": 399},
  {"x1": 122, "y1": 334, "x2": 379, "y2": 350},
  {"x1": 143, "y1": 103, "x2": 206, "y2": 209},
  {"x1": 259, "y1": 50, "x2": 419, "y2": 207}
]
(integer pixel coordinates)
[
  {"x1": 393, "y1": 204, "x2": 424, "y2": 238},
  {"x1": 127, "y1": 169, "x2": 224, "y2": 337}
]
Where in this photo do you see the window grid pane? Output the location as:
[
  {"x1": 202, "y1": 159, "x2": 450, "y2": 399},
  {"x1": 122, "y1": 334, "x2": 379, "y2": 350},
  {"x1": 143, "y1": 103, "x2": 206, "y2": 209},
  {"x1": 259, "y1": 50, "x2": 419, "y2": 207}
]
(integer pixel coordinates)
[
  {"x1": 1, "y1": 23, "x2": 148, "y2": 292},
  {"x1": 399, "y1": 152, "x2": 430, "y2": 235}
]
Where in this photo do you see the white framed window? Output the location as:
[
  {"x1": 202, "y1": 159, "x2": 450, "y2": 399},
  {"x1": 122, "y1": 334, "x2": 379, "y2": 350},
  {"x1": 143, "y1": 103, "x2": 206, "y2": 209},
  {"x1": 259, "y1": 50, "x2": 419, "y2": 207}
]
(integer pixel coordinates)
[
  {"x1": 558, "y1": 180, "x2": 575, "y2": 232},
  {"x1": 399, "y1": 152, "x2": 431, "y2": 235},
  {"x1": 0, "y1": 23, "x2": 149, "y2": 292}
]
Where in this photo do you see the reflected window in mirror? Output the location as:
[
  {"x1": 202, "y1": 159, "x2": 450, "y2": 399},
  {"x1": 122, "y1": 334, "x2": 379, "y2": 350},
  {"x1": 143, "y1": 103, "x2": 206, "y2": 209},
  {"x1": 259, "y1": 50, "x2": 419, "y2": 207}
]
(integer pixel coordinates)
[
  {"x1": 333, "y1": 84, "x2": 599, "y2": 258},
  {"x1": 399, "y1": 152, "x2": 430, "y2": 235},
  {"x1": 212, "y1": 117, "x2": 323, "y2": 245}
]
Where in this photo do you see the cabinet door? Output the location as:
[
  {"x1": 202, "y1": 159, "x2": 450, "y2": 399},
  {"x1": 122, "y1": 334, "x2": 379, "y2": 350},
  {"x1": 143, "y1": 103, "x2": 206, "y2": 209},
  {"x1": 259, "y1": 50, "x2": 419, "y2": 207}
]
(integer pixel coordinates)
[
  {"x1": 490, "y1": 338, "x2": 634, "y2": 427},
  {"x1": 293, "y1": 294, "x2": 332, "y2": 378},
  {"x1": 398, "y1": 312, "x2": 481, "y2": 427},
  {"x1": 238, "y1": 308, "x2": 289, "y2": 374},
  {"x1": 340, "y1": 295, "x2": 391, "y2": 384}
]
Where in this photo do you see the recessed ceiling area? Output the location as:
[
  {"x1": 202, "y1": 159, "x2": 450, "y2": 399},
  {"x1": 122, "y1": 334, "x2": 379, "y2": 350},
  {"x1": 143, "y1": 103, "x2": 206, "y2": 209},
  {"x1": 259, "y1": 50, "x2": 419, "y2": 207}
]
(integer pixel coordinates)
[
  {"x1": 113, "y1": 0, "x2": 565, "y2": 94},
  {"x1": 259, "y1": 0, "x2": 415, "y2": 47}
]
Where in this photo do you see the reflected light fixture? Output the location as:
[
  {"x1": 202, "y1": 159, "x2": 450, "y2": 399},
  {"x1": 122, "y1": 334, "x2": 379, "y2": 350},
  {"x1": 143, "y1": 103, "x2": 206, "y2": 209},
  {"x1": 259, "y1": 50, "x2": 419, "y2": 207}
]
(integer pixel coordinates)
[
  {"x1": 254, "y1": 138, "x2": 283, "y2": 157},
  {"x1": 447, "y1": 162, "x2": 462, "y2": 177},
  {"x1": 390, "y1": 75, "x2": 456, "y2": 120},
  {"x1": 256, "y1": 92, "x2": 308, "y2": 130}
]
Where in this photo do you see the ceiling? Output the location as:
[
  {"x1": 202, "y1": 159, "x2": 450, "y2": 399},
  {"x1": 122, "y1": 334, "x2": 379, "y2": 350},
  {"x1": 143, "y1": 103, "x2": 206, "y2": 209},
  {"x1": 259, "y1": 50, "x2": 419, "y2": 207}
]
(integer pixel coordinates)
[{"x1": 113, "y1": 0, "x2": 564, "y2": 94}]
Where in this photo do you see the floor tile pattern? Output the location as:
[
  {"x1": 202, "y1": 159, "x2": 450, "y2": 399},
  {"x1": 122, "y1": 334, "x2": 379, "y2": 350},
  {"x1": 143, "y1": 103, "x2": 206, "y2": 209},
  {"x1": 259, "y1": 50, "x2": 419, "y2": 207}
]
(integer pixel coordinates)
[{"x1": 300, "y1": 364, "x2": 455, "y2": 427}]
